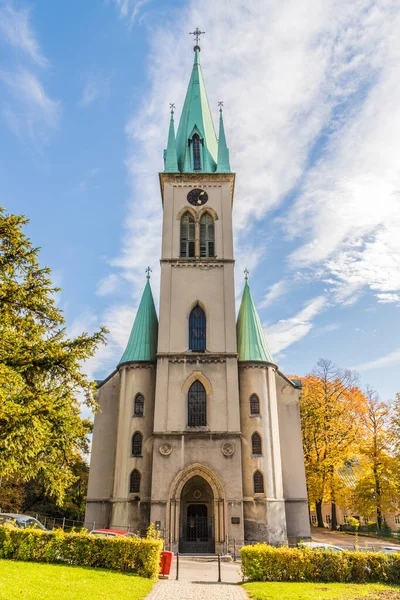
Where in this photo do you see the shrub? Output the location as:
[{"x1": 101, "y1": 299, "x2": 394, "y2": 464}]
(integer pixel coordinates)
[
  {"x1": 0, "y1": 526, "x2": 162, "y2": 578},
  {"x1": 240, "y1": 543, "x2": 400, "y2": 583}
]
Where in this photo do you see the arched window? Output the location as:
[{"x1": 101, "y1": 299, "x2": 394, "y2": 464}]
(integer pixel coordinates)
[
  {"x1": 250, "y1": 394, "x2": 260, "y2": 415},
  {"x1": 189, "y1": 305, "x2": 206, "y2": 351},
  {"x1": 129, "y1": 469, "x2": 141, "y2": 494},
  {"x1": 188, "y1": 380, "x2": 206, "y2": 427},
  {"x1": 192, "y1": 134, "x2": 201, "y2": 170},
  {"x1": 134, "y1": 394, "x2": 144, "y2": 417},
  {"x1": 180, "y1": 212, "x2": 195, "y2": 258},
  {"x1": 252, "y1": 432, "x2": 262, "y2": 455},
  {"x1": 253, "y1": 471, "x2": 264, "y2": 494},
  {"x1": 200, "y1": 213, "x2": 215, "y2": 258},
  {"x1": 132, "y1": 432, "x2": 143, "y2": 456}
]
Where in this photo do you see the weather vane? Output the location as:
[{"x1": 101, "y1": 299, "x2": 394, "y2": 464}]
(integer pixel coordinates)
[
  {"x1": 145, "y1": 266, "x2": 152, "y2": 280},
  {"x1": 189, "y1": 27, "x2": 205, "y2": 45},
  {"x1": 244, "y1": 267, "x2": 249, "y2": 281}
]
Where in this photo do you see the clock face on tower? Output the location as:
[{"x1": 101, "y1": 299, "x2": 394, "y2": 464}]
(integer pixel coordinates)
[{"x1": 187, "y1": 188, "x2": 208, "y2": 206}]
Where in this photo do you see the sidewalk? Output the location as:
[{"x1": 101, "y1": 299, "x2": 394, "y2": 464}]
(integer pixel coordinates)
[{"x1": 146, "y1": 557, "x2": 247, "y2": 600}]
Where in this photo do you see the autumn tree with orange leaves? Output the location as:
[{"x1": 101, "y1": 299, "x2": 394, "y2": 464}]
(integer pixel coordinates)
[{"x1": 296, "y1": 359, "x2": 366, "y2": 529}]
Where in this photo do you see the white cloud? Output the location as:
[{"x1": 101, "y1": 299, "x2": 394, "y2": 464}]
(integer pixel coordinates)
[
  {"x1": 260, "y1": 280, "x2": 288, "y2": 309},
  {"x1": 285, "y1": 2, "x2": 400, "y2": 304},
  {"x1": 0, "y1": 70, "x2": 60, "y2": 141},
  {"x1": 376, "y1": 293, "x2": 400, "y2": 304},
  {"x1": 0, "y1": 3, "x2": 48, "y2": 67},
  {"x1": 96, "y1": 273, "x2": 120, "y2": 297},
  {"x1": 79, "y1": 75, "x2": 110, "y2": 107},
  {"x1": 353, "y1": 348, "x2": 400, "y2": 372},
  {"x1": 110, "y1": 0, "x2": 151, "y2": 28},
  {"x1": 0, "y1": 3, "x2": 58, "y2": 144},
  {"x1": 69, "y1": 303, "x2": 136, "y2": 381},
  {"x1": 265, "y1": 296, "x2": 326, "y2": 354},
  {"x1": 311, "y1": 323, "x2": 340, "y2": 338},
  {"x1": 97, "y1": 0, "x2": 400, "y2": 371}
]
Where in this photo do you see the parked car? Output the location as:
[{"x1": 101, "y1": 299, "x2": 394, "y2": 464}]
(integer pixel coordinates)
[
  {"x1": 89, "y1": 528, "x2": 132, "y2": 537},
  {"x1": 299, "y1": 541, "x2": 344, "y2": 552},
  {"x1": 380, "y1": 546, "x2": 400, "y2": 554},
  {"x1": 0, "y1": 513, "x2": 48, "y2": 531}
]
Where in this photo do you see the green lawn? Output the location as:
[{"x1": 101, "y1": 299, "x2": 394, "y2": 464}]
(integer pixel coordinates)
[
  {"x1": 0, "y1": 560, "x2": 155, "y2": 600},
  {"x1": 243, "y1": 582, "x2": 400, "y2": 599}
]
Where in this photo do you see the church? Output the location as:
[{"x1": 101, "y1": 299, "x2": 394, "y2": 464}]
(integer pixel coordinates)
[{"x1": 84, "y1": 37, "x2": 310, "y2": 552}]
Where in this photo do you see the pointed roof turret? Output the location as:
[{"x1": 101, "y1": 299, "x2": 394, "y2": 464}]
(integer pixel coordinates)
[
  {"x1": 175, "y1": 45, "x2": 218, "y2": 173},
  {"x1": 237, "y1": 271, "x2": 275, "y2": 363},
  {"x1": 164, "y1": 104, "x2": 179, "y2": 172},
  {"x1": 216, "y1": 102, "x2": 231, "y2": 173},
  {"x1": 118, "y1": 269, "x2": 158, "y2": 366}
]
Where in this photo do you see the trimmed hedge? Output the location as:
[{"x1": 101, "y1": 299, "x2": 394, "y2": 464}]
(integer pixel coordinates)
[
  {"x1": 0, "y1": 526, "x2": 163, "y2": 578},
  {"x1": 240, "y1": 544, "x2": 400, "y2": 583}
]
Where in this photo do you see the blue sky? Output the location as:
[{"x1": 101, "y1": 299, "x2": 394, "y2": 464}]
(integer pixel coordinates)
[{"x1": 1, "y1": 0, "x2": 400, "y2": 404}]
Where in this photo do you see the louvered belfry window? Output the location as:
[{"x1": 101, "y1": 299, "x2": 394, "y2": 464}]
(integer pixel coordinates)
[
  {"x1": 134, "y1": 394, "x2": 144, "y2": 417},
  {"x1": 252, "y1": 432, "x2": 262, "y2": 455},
  {"x1": 189, "y1": 305, "x2": 206, "y2": 351},
  {"x1": 132, "y1": 432, "x2": 143, "y2": 456},
  {"x1": 129, "y1": 469, "x2": 141, "y2": 494},
  {"x1": 192, "y1": 134, "x2": 201, "y2": 170},
  {"x1": 180, "y1": 212, "x2": 196, "y2": 258},
  {"x1": 188, "y1": 380, "x2": 206, "y2": 427},
  {"x1": 200, "y1": 213, "x2": 215, "y2": 258},
  {"x1": 254, "y1": 471, "x2": 264, "y2": 494},
  {"x1": 250, "y1": 394, "x2": 260, "y2": 415}
]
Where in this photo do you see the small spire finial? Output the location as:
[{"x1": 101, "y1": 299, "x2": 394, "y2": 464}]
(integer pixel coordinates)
[
  {"x1": 189, "y1": 27, "x2": 205, "y2": 46},
  {"x1": 146, "y1": 266, "x2": 152, "y2": 280},
  {"x1": 218, "y1": 101, "x2": 224, "y2": 112},
  {"x1": 244, "y1": 267, "x2": 249, "y2": 281},
  {"x1": 169, "y1": 103, "x2": 175, "y2": 115}
]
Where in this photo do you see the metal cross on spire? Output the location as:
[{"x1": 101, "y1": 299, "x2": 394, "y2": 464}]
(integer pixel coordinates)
[
  {"x1": 146, "y1": 266, "x2": 152, "y2": 280},
  {"x1": 169, "y1": 103, "x2": 175, "y2": 114},
  {"x1": 244, "y1": 268, "x2": 249, "y2": 281},
  {"x1": 189, "y1": 27, "x2": 205, "y2": 45},
  {"x1": 218, "y1": 101, "x2": 224, "y2": 112}
]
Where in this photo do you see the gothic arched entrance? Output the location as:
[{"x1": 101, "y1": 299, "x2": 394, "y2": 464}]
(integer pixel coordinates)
[{"x1": 179, "y1": 475, "x2": 215, "y2": 553}]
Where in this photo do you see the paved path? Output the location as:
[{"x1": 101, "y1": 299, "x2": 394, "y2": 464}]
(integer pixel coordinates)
[
  {"x1": 146, "y1": 558, "x2": 247, "y2": 600},
  {"x1": 146, "y1": 580, "x2": 248, "y2": 600}
]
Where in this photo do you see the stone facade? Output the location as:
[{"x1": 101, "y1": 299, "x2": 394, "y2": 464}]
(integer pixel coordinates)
[
  {"x1": 85, "y1": 46, "x2": 310, "y2": 550},
  {"x1": 85, "y1": 173, "x2": 310, "y2": 548}
]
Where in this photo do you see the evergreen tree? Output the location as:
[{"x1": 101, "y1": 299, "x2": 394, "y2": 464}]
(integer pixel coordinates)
[{"x1": 0, "y1": 207, "x2": 107, "y2": 501}]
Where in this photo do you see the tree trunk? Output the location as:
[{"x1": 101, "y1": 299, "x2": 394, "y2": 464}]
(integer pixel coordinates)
[
  {"x1": 377, "y1": 507, "x2": 383, "y2": 531},
  {"x1": 316, "y1": 500, "x2": 324, "y2": 528},
  {"x1": 373, "y1": 464, "x2": 383, "y2": 531},
  {"x1": 331, "y1": 502, "x2": 337, "y2": 530}
]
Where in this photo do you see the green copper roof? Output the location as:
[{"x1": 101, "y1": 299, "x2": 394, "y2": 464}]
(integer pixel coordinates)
[
  {"x1": 118, "y1": 279, "x2": 158, "y2": 365},
  {"x1": 164, "y1": 109, "x2": 179, "y2": 172},
  {"x1": 216, "y1": 107, "x2": 231, "y2": 173},
  {"x1": 237, "y1": 281, "x2": 275, "y2": 363},
  {"x1": 174, "y1": 47, "x2": 219, "y2": 173}
]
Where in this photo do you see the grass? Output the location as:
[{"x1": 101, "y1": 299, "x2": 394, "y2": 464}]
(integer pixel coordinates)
[
  {"x1": 0, "y1": 559, "x2": 155, "y2": 600},
  {"x1": 243, "y1": 582, "x2": 400, "y2": 599}
]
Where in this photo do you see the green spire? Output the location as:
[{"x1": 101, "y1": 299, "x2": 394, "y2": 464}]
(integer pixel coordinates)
[
  {"x1": 237, "y1": 275, "x2": 274, "y2": 363},
  {"x1": 216, "y1": 103, "x2": 231, "y2": 173},
  {"x1": 175, "y1": 47, "x2": 218, "y2": 173},
  {"x1": 118, "y1": 272, "x2": 158, "y2": 366},
  {"x1": 164, "y1": 105, "x2": 179, "y2": 172}
]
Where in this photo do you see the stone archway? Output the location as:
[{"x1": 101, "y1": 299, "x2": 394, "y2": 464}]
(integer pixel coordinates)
[
  {"x1": 179, "y1": 475, "x2": 215, "y2": 553},
  {"x1": 167, "y1": 463, "x2": 225, "y2": 554}
]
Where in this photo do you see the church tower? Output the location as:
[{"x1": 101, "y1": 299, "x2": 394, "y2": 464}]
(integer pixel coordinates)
[{"x1": 85, "y1": 38, "x2": 310, "y2": 549}]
